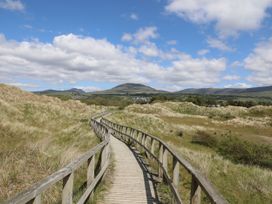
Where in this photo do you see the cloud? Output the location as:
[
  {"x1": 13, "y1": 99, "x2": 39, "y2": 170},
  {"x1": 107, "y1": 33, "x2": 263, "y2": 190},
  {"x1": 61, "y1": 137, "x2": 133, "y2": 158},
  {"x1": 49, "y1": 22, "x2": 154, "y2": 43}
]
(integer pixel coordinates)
[
  {"x1": 223, "y1": 75, "x2": 240, "y2": 81},
  {"x1": 207, "y1": 37, "x2": 233, "y2": 51},
  {"x1": 22, "y1": 24, "x2": 32, "y2": 29},
  {"x1": 197, "y1": 49, "x2": 209, "y2": 56},
  {"x1": 75, "y1": 86, "x2": 102, "y2": 92},
  {"x1": 224, "y1": 83, "x2": 252, "y2": 88},
  {"x1": 167, "y1": 40, "x2": 177, "y2": 45},
  {"x1": 231, "y1": 61, "x2": 243, "y2": 68},
  {"x1": 244, "y1": 37, "x2": 272, "y2": 85},
  {"x1": 165, "y1": 0, "x2": 272, "y2": 37},
  {"x1": 0, "y1": 0, "x2": 24, "y2": 11},
  {"x1": 121, "y1": 33, "x2": 133, "y2": 42},
  {"x1": 139, "y1": 43, "x2": 160, "y2": 57},
  {"x1": 6, "y1": 82, "x2": 38, "y2": 88},
  {"x1": 0, "y1": 33, "x2": 226, "y2": 89},
  {"x1": 121, "y1": 26, "x2": 158, "y2": 43},
  {"x1": 130, "y1": 13, "x2": 139, "y2": 20}
]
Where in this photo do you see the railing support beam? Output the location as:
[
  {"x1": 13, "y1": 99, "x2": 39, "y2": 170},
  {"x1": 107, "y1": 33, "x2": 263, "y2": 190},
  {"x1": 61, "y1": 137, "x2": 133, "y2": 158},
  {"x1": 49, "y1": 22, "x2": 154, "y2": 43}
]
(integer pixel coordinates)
[
  {"x1": 190, "y1": 175, "x2": 201, "y2": 204},
  {"x1": 62, "y1": 172, "x2": 74, "y2": 204}
]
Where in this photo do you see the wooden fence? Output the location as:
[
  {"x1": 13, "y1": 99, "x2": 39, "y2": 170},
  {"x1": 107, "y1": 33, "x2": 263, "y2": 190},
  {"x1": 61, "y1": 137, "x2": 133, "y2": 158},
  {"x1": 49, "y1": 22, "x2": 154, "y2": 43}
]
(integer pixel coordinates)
[
  {"x1": 4, "y1": 113, "x2": 110, "y2": 204},
  {"x1": 101, "y1": 117, "x2": 228, "y2": 204}
]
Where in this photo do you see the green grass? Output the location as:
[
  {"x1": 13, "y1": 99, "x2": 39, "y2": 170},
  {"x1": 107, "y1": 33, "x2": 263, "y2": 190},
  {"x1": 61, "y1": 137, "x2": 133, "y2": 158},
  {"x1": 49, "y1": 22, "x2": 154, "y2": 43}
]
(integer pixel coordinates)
[
  {"x1": 107, "y1": 102, "x2": 272, "y2": 203},
  {"x1": 0, "y1": 84, "x2": 106, "y2": 202}
]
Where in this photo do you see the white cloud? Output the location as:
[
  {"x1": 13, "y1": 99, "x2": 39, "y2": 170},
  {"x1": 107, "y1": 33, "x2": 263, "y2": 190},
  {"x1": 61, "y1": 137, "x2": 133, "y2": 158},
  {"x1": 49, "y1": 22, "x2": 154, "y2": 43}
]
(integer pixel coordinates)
[
  {"x1": 197, "y1": 49, "x2": 209, "y2": 56},
  {"x1": 75, "y1": 86, "x2": 102, "y2": 92},
  {"x1": 167, "y1": 40, "x2": 177, "y2": 45},
  {"x1": 161, "y1": 55, "x2": 226, "y2": 87},
  {"x1": 223, "y1": 75, "x2": 240, "y2": 81},
  {"x1": 0, "y1": 33, "x2": 226, "y2": 88},
  {"x1": 224, "y1": 83, "x2": 252, "y2": 88},
  {"x1": 207, "y1": 37, "x2": 233, "y2": 51},
  {"x1": 139, "y1": 43, "x2": 160, "y2": 57},
  {"x1": 244, "y1": 37, "x2": 272, "y2": 85},
  {"x1": 6, "y1": 82, "x2": 38, "y2": 88},
  {"x1": 0, "y1": 0, "x2": 24, "y2": 11},
  {"x1": 231, "y1": 60, "x2": 243, "y2": 68},
  {"x1": 121, "y1": 33, "x2": 133, "y2": 42},
  {"x1": 165, "y1": 0, "x2": 272, "y2": 37},
  {"x1": 122, "y1": 26, "x2": 158, "y2": 44},
  {"x1": 22, "y1": 24, "x2": 32, "y2": 29},
  {"x1": 130, "y1": 13, "x2": 139, "y2": 20}
]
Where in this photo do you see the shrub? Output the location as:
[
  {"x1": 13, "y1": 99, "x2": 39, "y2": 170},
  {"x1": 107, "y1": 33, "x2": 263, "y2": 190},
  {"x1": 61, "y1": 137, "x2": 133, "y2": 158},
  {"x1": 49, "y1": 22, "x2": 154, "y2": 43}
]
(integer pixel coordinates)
[
  {"x1": 176, "y1": 129, "x2": 183, "y2": 137},
  {"x1": 217, "y1": 136, "x2": 272, "y2": 169},
  {"x1": 191, "y1": 130, "x2": 217, "y2": 148}
]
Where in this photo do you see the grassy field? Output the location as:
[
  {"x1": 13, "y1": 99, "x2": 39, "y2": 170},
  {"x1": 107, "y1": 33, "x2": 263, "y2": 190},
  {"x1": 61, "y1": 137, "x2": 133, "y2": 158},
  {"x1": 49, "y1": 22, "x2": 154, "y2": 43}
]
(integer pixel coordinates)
[
  {"x1": 0, "y1": 84, "x2": 107, "y2": 202},
  {"x1": 107, "y1": 102, "x2": 272, "y2": 203}
]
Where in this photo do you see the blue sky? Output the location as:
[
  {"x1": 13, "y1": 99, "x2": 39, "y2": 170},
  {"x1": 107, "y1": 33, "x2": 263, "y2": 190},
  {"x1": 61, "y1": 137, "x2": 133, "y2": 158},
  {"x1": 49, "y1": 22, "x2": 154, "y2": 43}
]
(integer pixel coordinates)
[{"x1": 0, "y1": 0, "x2": 272, "y2": 91}]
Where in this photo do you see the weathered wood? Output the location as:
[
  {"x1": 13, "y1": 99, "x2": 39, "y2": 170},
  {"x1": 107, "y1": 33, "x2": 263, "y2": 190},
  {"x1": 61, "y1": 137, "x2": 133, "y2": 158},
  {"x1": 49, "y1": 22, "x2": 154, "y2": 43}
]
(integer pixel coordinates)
[
  {"x1": 172, "y1": 157, "x2": 180, "y2": 190},
  {"x1": 190, "y1": 175, "x2": 201, "y2": 204},
  {"x1": 26, "y1": 195, "x2": 41, "y2": 204},
  {"x1": 159, "y1": 144, "x2": 164, "y2": 178},
  {"x1": 101, "y1": 146, "x2": 106, "y2": 168},
  {"x1": 87, "y1": 155, "x2": 95, "y2": 186},
  {"x1": 62, "y1": 173, "x2": 74, "y2": 204},
  {"x1": 163, "y1": 148, "x2": 168, "y2": 181},
  {"x1": 151, "y1": 139, "x2": 155, "y2": 155},
  {"x1": 77, "y1": 160, "x2": 109, "y2": 204}
]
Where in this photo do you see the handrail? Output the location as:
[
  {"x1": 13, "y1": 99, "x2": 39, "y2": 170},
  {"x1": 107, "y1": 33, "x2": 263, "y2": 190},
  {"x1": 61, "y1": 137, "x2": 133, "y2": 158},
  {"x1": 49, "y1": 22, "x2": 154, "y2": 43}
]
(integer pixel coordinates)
[
  {"x1": 101, "y1": 117, "x2": 228, "y2": 204},
  {"x1": 4, "y1": 112, "x2": 111, "y2": 204}
]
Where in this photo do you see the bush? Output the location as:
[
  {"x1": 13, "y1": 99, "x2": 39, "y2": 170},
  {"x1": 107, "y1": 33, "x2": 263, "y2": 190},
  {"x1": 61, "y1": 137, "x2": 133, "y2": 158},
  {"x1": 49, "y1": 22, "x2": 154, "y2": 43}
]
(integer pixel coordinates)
[
  {"x1": 176, "y1": 129, "x2": 183, "y2": 137},
  {"x1": 191, "y1": 130, "x2": 217, "y2": 148},
  {"x1": 217, "y1": 136, "x2": 272, "y2": 169}
]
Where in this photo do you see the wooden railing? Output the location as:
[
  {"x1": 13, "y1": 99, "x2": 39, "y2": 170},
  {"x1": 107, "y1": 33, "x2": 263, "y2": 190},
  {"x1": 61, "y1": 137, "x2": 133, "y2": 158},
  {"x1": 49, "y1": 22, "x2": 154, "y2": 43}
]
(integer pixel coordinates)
[
  {"x1": 4, "y1": 113, "x2": 110, "y2": 204},
  {"x1": 101, "y1": 118, "x2": 228, "y2": 204}
]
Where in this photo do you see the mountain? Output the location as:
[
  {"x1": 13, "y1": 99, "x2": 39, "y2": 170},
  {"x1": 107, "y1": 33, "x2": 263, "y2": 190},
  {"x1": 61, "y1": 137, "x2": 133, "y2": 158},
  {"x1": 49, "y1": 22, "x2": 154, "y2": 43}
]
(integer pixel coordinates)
[
  {"x1": 92, "y1": 83, "x2": 167, "y2": 95},
  {"x1": 178, "y1": 86, "x2": 272, "y2": 97},
  {"x1": 35, "y1": 88, "x2": 85, "y2": 95}
]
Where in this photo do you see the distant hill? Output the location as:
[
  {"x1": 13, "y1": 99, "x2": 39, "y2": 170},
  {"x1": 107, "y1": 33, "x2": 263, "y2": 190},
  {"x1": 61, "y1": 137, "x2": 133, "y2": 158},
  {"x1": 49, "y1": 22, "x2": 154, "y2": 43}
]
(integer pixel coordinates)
[
  {"x1": 35, "y1": 88, "x2": 85, "y2": 95},
  {"x1": 34, "y1": 88, "x2": 86, "y2": 100},
  {"x1": 178, "y1": 86, "x2": 272, "y2": 97},
  {"x1": 92, "y1": 83, "x2": 167, "y2": 95}
]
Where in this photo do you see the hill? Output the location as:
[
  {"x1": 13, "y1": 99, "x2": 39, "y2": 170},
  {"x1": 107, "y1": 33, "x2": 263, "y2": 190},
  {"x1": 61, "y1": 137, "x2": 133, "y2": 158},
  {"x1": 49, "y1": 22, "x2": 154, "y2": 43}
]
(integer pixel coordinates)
[
  {"x1": 179, "y1": 85, "x2": 272, "y2": 97},
  {"x1": 108, "y1": 102, "x2": 272, "y2": 203},
  {"x1": 35, "y1": 87, "x2": 85, "y2": 96},
  {"x1": 0, "y1": 84, "x2": 104, "y2": 202},
  {"x1": 92, "y1": 83, "x2": 167, "y2": 95}
]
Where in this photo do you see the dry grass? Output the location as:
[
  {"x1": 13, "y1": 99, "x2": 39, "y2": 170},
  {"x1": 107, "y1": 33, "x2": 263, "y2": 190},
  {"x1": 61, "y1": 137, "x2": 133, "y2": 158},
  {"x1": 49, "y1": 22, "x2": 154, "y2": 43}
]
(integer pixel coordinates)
[
  {"x1": 108, "y1": 101, "x2": 272, "y2": 203},
  {"x1": 0, "y1": 84, "x2": 106, "y2": 202}
]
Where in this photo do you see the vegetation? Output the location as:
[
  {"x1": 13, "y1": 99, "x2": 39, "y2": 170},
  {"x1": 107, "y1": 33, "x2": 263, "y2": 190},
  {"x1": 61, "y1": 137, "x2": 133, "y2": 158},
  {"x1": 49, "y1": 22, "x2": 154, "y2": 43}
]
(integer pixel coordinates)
[
  {"x1": 0, "y1": 84, "x2": 106, "y2": 202},
  {"x1": 107, "y1": 102, "x2": 272, "y2": 203}
]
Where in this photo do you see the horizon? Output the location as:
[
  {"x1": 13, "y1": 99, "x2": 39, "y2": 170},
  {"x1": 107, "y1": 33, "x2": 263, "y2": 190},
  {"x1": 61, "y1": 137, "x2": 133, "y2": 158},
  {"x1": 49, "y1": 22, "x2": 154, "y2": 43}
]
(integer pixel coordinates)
[
  {"x1": 1, "y1": 0, "x2": 272, "y2": 92},
  {"x1": 18, "y1": 82, "x2": 272, "y2": 93}
]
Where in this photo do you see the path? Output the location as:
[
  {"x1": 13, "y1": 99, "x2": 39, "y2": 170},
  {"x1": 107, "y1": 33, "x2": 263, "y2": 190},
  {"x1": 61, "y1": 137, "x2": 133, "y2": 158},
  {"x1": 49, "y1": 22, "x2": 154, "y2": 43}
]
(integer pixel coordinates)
[{"x1": 101, "y1": 135, "x2": 158, "y2": 204}]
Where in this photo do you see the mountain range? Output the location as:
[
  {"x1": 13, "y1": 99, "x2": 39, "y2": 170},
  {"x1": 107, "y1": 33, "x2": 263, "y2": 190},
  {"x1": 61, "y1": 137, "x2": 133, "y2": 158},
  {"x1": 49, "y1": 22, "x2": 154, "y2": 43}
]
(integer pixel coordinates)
[
  {"x1": 34, "y1": 83, "x2": 272, "y2": 97},
  {"x1": 179, "y1": 86, "x2": 272, "y2": 97}
]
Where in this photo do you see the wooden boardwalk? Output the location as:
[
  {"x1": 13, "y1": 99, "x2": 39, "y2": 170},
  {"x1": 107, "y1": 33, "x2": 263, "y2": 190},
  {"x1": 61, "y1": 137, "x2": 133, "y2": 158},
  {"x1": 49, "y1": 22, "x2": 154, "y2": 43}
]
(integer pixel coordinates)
[{"x1": 101, "y1": 135, "x2": 159, "y2": 204}]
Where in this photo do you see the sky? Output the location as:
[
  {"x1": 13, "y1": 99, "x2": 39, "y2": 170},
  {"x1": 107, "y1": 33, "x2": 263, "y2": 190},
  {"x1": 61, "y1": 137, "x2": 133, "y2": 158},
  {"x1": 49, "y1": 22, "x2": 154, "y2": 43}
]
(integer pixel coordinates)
[{"x1": 0, "y1": 0, "x2": 272, "y2": 92}]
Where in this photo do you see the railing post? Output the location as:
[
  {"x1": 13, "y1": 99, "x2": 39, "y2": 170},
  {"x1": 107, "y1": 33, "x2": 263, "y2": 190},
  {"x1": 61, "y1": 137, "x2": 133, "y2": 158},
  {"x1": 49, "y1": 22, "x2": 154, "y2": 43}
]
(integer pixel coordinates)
[
  {"x1": 87, "y1": 155, "x2": 95, "y2": 186},
  {"x1": 172, "y1": 157, "x2": 180, "y2": 190},
  {"x1": 101, "y1": 146, "x2": 106, "y2": 168},
  {"x1": 151, "y1": 139, "x2": 155, "y2": 155},
  {"x1": 141, "y1": 133, "x2": 145, "y2": 145},
  {"x1": 190, "y1": 175, "x2": 201, "y2": 204},
  {"x1": 159, "y1": 143, "x2": 164, "y2": 179},
  {"x1": 62, "y1": 172, "x2": 74, "y2": 204},
  {"x1": 27, "y1": 195, "x2": 41, "y2": 204},
  {"x1": 163, "y1": 148, "x2": 168, "y2": 182},
  {"x1": 144, "y1": 136, "x2": 148, "y2": 148},
  {"x1": 137, "y1": 131, "x2": 140, "y2": 142}
]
